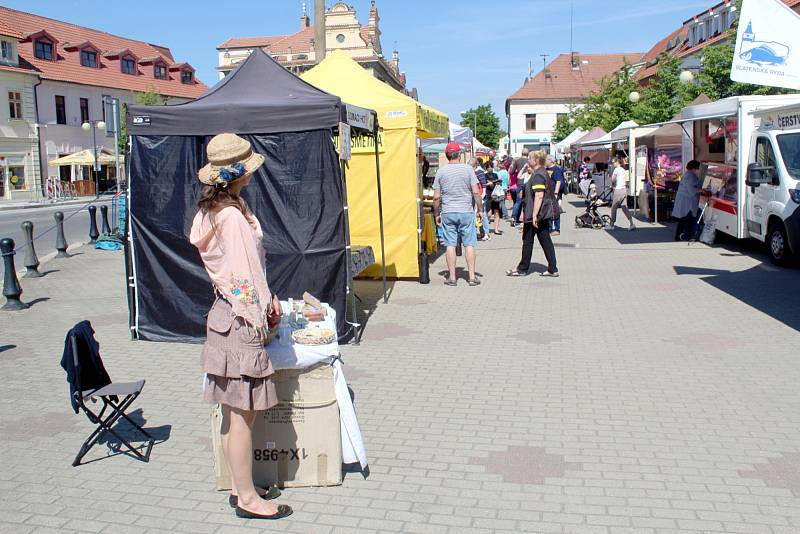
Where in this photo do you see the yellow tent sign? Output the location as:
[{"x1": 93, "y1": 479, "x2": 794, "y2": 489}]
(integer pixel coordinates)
[{"x1": 333, "y1": 130, "x2": 385, "y2": 154}]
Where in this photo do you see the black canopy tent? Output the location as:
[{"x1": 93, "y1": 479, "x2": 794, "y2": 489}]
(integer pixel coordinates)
[{"x1": 125, "y1": 48, "x2": 386, "y2": 343}]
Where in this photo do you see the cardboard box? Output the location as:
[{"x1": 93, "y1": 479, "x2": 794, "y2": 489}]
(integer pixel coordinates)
[{"x1": 211, "y1": 364, "x2": 342, "y2": 489}]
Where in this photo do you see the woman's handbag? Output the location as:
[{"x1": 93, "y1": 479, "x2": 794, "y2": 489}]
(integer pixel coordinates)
[{"x1": 538, "y1": 179, "x2": 560, "y2": 222}]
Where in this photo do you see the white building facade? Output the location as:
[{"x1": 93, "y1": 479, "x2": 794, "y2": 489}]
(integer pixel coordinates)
[
  {"x1": 218, "y1": 1, "x2": 411, "y2": 95},
  {"x1": 508, "y1": 100, "x2": 572, "y2": 156},
  {"x1": 506, "y1": 53, "x2": 642, "y2": 157},
  {"x1": 1, "y1": 5, "x2": 206, "y2": 199},
  {"x1": 0, "y1": 25, "x2": 41, "y2": 200}
]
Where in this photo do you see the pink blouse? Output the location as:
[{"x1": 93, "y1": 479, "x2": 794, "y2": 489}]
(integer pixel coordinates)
[{"x1": 189, "y1": 206, "x2": 272, "y2": 329}]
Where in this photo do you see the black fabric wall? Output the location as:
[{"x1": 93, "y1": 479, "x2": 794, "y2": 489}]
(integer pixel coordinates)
[{"x1": 129, "y1": 130, "x2": 346, "y2": 343}]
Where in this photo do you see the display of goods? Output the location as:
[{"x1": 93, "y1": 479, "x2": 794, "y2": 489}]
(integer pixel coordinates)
[
  {"x1": 301, "y1": 306, "x2": 326, "y2": 322},
  {"x1": 292, "y1": 327, "x2": 336, "y2": 346}
]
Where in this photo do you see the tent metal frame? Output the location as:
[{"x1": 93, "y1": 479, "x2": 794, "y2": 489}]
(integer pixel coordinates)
[{"x1": 339, "y1": 117, "x2": 387, "y2": 345}]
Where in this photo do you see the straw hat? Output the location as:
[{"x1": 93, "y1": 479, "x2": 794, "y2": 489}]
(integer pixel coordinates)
[{"x1": 198, "y1": 133, "x2": 265, "y2": 187}]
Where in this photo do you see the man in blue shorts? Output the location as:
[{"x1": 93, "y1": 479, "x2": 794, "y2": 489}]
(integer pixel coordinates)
[{"x1": 433, "y1": 142, "x2": 483, "y2": 286}]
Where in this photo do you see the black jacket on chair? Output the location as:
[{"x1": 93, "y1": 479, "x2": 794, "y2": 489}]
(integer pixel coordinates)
[{"x1": 61, "y1": 321, "x2": 114, "y2": 413}]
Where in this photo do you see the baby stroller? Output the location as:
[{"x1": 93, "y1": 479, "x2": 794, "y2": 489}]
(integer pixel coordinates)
[{"x1": 575, "y1": 184, "x2": 611, "y2": 229}]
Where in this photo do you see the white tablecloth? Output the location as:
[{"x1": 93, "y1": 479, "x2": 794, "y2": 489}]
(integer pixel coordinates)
[{"x1": 265, "y1": 303, "x2": 368, "y2": 470}]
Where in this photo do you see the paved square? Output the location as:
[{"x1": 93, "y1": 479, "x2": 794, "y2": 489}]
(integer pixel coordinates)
[{"x1": 2, "y1": 200, "x2": 800, "y2": 533}]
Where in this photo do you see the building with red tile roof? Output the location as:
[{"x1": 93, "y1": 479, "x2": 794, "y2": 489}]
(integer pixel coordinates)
[
  {"x1": 0, "y1": 21, "x2": 40, "y2": 200},
  {"x1": 218, "y1": 1, "x2": 410, "y2": 94},
  {"x1": 635, "y1": 0, "x2": 800, "y2": 84},
  {"x1": 0, "y1": 6, "x2": 208, "y2": 198},
  {"x1": 506, "y1": 53, "x2": 643, "y2": 156}
]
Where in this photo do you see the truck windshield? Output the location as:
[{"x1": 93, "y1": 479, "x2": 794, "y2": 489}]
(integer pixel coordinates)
[{"x1": 777, "y1": 133, "x2": 800, "y2": 180}]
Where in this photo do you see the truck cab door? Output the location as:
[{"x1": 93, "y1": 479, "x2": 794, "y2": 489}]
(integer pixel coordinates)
[{"x1": 747, "y1": 136, "x2": 778, "y2": 239}]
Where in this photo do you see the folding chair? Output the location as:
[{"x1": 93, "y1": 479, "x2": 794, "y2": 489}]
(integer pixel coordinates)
[{"x1": 68, "y1": 331, "x2": 154, "y2": 466}]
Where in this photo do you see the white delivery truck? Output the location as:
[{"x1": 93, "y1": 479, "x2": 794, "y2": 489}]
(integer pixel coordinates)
[{"x1": 678, "y1": 95, "x2": 800, "y2": 264}]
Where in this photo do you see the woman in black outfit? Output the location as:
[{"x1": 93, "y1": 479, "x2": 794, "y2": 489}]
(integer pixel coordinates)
[
  {"x1": 505, "y1": 150, "x2": 558, "y2": 277},
  {"x1": 483, "y1": 161, "x2": 503, "y2": 235}
]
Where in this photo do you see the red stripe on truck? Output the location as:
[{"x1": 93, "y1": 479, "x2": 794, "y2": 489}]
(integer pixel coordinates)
[{"x1": 709, "y1": 198, "x2": 737, "y2": 215}]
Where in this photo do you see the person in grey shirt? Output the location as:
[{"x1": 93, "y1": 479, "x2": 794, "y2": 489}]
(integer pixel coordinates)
[
  {"x1": 433, "y1": 142, "x2": 483, "y2": 286},
  {"x1": 673, "y1": 159, "x2": 703, "y2": 240}
]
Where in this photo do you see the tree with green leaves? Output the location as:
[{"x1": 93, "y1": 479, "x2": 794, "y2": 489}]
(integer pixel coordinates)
[
  {"x1": 552, "y1": 114, "x2": 577, "y2": 144},
  {"x1": 634, "y1": 53, "x2": 700, "y2": 125},
  {"x1": 460, "y1": 104, "x2": 502, "y2": 149},
  {"x1": 118, "y1": 87, "x2": 164, "y2": 152}
]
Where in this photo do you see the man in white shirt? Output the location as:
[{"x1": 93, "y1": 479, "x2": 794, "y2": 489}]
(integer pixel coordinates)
[{"x1": 606, "y1": 157, "x2": 635, "y2": 231}]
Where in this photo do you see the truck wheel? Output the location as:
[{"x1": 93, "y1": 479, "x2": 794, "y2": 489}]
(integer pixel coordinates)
[{"x1": 767, "y1": 221, "x2": 791, "y2": 265}]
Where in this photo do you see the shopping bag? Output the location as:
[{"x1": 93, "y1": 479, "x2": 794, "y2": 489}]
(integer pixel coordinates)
[{"x1": 699, "y1": 219, "x2": 716, "y2": 245}]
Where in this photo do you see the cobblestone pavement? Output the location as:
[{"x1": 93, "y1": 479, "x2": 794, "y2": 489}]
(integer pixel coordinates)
[{"x1": 2, "y1": 198, "x2": 800, "y2": 534}]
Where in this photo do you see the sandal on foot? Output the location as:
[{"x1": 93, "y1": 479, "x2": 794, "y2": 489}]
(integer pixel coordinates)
[
  {"x1": 505, "y1": 269, "x2": 525, "y2": 277},
  {"x1": 468, "y1": 278, "x2": 481, "y2": 286},
  {"x1": 444, "y1": 279, "x2": 457, "y2": 286},
  {"x1": 235, "y1": 504, "x2": 293, "y2": 520},
  {"x1": 229, "y1": 486, "x2": 281, "y2": 508},
  {"x1": 540, "y1": 271, "x2": 559, "y2": 278}
]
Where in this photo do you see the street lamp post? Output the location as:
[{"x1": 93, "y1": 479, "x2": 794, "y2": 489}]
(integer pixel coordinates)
[{"x1": 81, "y1": 119, "x2": 105, "y2": 196}]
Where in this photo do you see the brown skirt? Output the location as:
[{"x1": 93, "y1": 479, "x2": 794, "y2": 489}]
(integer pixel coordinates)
[{"x1": 202, "y1": 298, "x2": 278, "y2": 411}]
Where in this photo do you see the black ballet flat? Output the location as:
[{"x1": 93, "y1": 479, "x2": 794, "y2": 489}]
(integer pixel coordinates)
[
  {"x1": 228, "y1": 486, "x2": 281, "y2": 508},
  {"x1": 235, "y1": 504, "x2": 293, "y2": 520}
]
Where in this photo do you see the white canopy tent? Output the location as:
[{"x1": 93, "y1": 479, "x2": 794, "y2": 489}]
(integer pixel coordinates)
[
  {"x1": 554, "y1": 127, "x2": 586, "y2": 155},
  {"x1": 420, "y1": 121, "x2": 474, "y2": 148}
]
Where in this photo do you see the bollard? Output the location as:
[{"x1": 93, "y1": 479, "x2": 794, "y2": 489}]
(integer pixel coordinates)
[
  {"x1": 455, "y1": 234, "x2": 462, "y2": 257},
  {"x1": 54, "y1": 211, "x2": 69, "y2": 258},
  {"x1": 1, "y1": 238, "x2": 28, "y2": 310},
  {"x1": 100, "y1": 205, "x2": 111, "y2": 235},
  {"x1": 87, "y1": 205, "x2": 99, "y2": 243},
  {"x1": 21, "y1": 221, "x2": 42, "y2": 278},
  {"x1": 418, "y1": 244, "x2": 430, "y2": 284}
]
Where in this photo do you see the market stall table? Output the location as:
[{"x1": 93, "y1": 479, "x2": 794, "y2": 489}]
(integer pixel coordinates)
[{"x1": 211, "y1": 302, "x2": 367, "y2": 489}]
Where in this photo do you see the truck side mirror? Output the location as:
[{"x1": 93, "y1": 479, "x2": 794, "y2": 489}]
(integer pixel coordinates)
[{"x1": 746, "y1": 163, "x2": 773, "y2": 187}]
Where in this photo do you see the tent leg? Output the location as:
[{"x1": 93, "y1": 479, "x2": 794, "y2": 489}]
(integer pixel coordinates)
[
  {"x1": 339, "y1": 160, "x2": 359, "y2": 344},
  {"x1": 374, "y1": 123, "x2": 387, "y2": 304}
]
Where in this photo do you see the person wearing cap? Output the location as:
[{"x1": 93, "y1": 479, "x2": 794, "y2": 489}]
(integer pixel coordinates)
[
  {"x1": 433, "y1": 142, "x2": 483, "y2": 286},
  {"x1": 190, "y1": 133, "x2": 292, "y2": 521}
]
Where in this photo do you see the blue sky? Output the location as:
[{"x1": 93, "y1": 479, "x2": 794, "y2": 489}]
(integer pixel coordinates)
[{"x1": 12, "y1": 0, "x2": 713, "y2": 124}]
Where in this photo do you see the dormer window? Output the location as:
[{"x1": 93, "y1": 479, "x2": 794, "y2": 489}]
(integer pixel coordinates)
[
  {"x1": 34, "y1": 40, "x2": 53, "y2": 60},
  {"x1": 154, "y1": 63, "x2": 167, "y2": 80},
  {"x1": 121, "y1": 57, "x2": 136, "y2": 75},
  {"x1": 180, "y1": 70, "x2": 193, "y2": 84},
  {"x1": 1, "y1": 41, "x2": 11, "y2": 60},
  {"x1": 80, "y1": 50, "x2": 98, "y2": 68}
]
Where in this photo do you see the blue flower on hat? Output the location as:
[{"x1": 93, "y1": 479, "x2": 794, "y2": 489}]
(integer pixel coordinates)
[{"x1": 218, "y1": 162, "x2": 247, "y2": 183}]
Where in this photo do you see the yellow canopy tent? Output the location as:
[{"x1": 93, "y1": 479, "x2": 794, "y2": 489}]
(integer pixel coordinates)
[
  {"x1": 49, "y1": 147, "x2": 123, "y2": 166},
  {"x1": 302, "y1": 50, "x2": 449, "y2": 279}
]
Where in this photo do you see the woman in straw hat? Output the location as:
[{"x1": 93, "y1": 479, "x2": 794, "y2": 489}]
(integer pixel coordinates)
[{"x1": 190, "y1": 133, "x2": 292, "y2": 520}]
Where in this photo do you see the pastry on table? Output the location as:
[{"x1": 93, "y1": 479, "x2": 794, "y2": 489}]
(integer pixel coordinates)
[{"x1": 292, "y1": 327, "x2": 336, "y2": 346}]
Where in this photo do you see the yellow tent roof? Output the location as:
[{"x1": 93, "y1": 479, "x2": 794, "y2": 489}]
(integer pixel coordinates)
[
  {"x1": 302, "y1": 50, "x2": 448, "y2": 138},
  {"x1": 49, "y1": 147, "x2": 123, "y2": 166}
]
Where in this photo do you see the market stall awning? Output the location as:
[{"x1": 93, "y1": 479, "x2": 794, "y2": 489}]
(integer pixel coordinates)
[
  {"x1": 49, "y1": 147, "x2": 123, "y2": 166},
  {"x1": 571, "y1": 127, "x2": 607, "y2": 148},
  {"x1": 128, "y1": 48, "x2": 347, "y2": 136},
  {"x1": 449, "y1": 122, "x2": 472, "y2": 145},
  {"x1": 555, "y1": 127, "x2": 586, "y2": 152},
  {"x1": 578, "y1": 132, "x2": 612, "y2": 148},
  {"x1": 301, "y1": 50, "x2": 448, "y2": 138},
  {"x1": 420, "y1": 122, "x2": 473, "y2": 148},
  {"x1": 608, "y1": 120, "x2": 640, "y2": 142}
]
